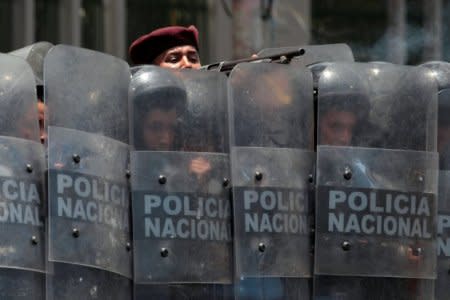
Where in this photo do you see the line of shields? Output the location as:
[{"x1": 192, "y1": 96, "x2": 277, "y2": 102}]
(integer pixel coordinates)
[{"x1": 0, "y1": 42, "x2": 447, "y2": 299}]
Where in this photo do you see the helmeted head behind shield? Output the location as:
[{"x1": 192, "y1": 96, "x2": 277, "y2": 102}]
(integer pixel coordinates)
[
  {"x1": 130, "y1": 66, "x2": 187, "y2": 151},
  {"x1": 316, "y1": 63, "x2": 371, "y2": 147}
]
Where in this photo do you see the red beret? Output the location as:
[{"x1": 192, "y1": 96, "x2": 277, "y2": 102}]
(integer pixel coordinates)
[{"x1": 129, "y1": 25, "x2": 199, "y2": 65}]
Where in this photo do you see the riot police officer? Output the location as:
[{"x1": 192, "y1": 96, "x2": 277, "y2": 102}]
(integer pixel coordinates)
[
  {"x1": 131, "y1": 67, "x2": 187, "y2": 151},
  {"x1": 129, "y1": 25, "x2": 201, "y2": 69},
  {"x1": 130, "y1": 66, "x2": 233, "y2": 300},
  {"x1": 314, "y1": 62, "x2": 438, "y2": 300}
]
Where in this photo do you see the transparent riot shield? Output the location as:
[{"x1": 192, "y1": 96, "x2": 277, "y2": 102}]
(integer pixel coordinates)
[
  {"x1": 315, "y1": 62, "x2": 438, "y2": 299},
  {"x1": 422, "y1": 61, "x2": 450, "y2": 300},
  {"x1": 130, "y1": 67, "x2": 233, "y2": 299},
  {"x1": 44, "y1": 45, "x2": 132, "y2": 299},
  {"x1": 0, "y1": 53, "x2": 46, "y2": 299},
  {"x1": 229, "y1": 62, "x2": 314, "y2": 300},
  {"x1": 257, "y1": 44, "x2": 354, "y2": 67},
  {"x1": 436, "y1": 85, "x2": 450, "y2": 300}
]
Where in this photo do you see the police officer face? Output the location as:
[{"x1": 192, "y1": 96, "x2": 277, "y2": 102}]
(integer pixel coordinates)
[
  {"x1": 142, "y1": 108, "x2": 178, "y2": 150},
  {"x1": 153, "y1": 45, "x2": 201, "y2": 69},
  {"x1": 319, "y1": 109, "x2": 356, "y2": 146}
]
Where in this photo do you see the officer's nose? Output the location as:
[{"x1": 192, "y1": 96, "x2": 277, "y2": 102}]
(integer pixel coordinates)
[{"x1": 179, "y1": 55, "x2": 193, "y2": 69}]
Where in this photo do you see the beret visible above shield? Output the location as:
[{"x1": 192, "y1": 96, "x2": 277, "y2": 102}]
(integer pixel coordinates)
[{"x1": 129, "y1": 25, "x2": 199, "y2": 65}]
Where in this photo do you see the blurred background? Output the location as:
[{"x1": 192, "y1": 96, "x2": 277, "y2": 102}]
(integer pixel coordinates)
[{"x1": 1, "y1": 0, "x2": 448, "y2": 65}]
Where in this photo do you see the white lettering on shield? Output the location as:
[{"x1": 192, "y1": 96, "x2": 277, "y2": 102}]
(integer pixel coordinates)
[
  {"x1": 438, "y1": 214, "x2": 450, "y2": 257},
  {"x1": 0, "y1": 177, "x2": 42, "y2": 226},
  {"x1": 327, "y1": 189, "x2": 433, "y2": 239},
  {"x1": 242, "y1": 189, "x2": 310, "y2": 235},
  {"x1": 142, "y1": 194, "x2": 231, "y2": 241},
  {"x1": 55, "y1": 172, "x2": 129, "y2": 231}
]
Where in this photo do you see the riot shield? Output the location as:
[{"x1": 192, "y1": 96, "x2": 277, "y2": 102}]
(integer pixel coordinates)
[
  {"x1": 436, "y1": 89, "x2": 450, "y2": 300},
  {"x1": 0, "y1": 53, "x2": 46, "y2": 299},
  {"x1": 315, "y1": 62, "x2": 438, "y2": 299},
  {"x1": 229, "y1": 62, "x2": 314, "y2": 299},
  {"x1": 421, "y1": 61, "x2": 450, "y2": 300},
  {"x1": 44, "y1": 45, "x2": 132, "y2": 299},
  {"x1": 257, "y1": 44, "x2": 354, "y2": 67},
  {"x1": 129, "y1": 67, "x2": 233, "y2": 299}
]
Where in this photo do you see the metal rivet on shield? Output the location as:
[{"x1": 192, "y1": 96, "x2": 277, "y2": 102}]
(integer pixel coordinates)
[
  {"x1": 417, "y1": 174, "x2": 424, "y2": 183},
  {"x1": 31, "y1": 236, "x2": 38, "y2": 245},
  {"x1": 72, "y1": 154, "x2": 81, "y2": 164},
  {"x1": 72, "y1": 228, "x2": 80, "y2": 238},
  {"x1": 341, "y1": 241, "x2": 351, "y2": 251},
  {"x1": 160, "y1": 248, "x2": 169, "y2": 257},
  {"x1": 126, "y1": 242, "x2": 131, "y2": 251},
  {"x1": 343, "y1": 166, "x2": 352, "y2": 180},
  {"x1": 255, "y1": 171, "x2": 263, "y2": 181},
  {"x1": 222, "y1": 178, "x2": 229, "y2": 187},
  {"x1": 308, "y1": 174, "x2": 314, "y2": 183},
  {"x1": 158, "y1": 175, "x2": 167, "y2": 185},
  {"x1": 26, "y1": 164, "x2": 33, "y2": 173},
  {"x1": 125, "y1": 170, "x2": 131, "y2": 179},
  {"x1": 258, "y1": 242, "x2": 266, "y2": 253},
  {"x1": 412, "y1": 247, "x2": 423, "y2": 256}
]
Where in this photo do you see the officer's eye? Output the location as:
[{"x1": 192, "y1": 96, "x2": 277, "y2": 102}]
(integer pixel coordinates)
[
  {"x1": 166, "y1": 54, "x2": 180, "y2": 63},
  {"x1": 188, "y1": 53, "x2": 199, "y2": 63}
]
